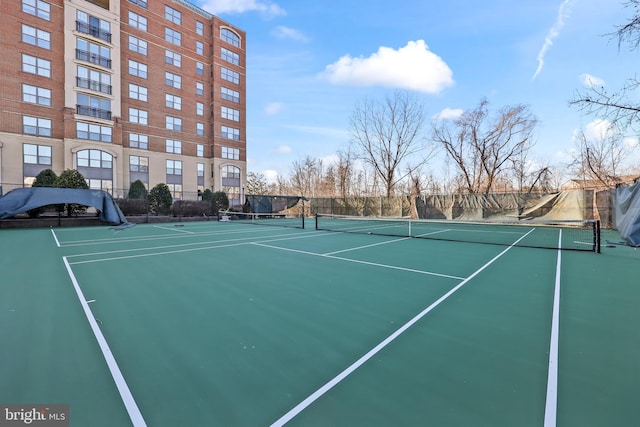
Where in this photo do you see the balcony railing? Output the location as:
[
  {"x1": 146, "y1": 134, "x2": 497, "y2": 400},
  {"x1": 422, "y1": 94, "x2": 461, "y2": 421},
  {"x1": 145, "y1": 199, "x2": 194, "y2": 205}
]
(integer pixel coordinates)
[
  {"x1": 76, "y1": 104, "x2": 112, "y2": 120},
  {"x1": 76, "y1": 77, "x2": 112, "y2": 95},
  {"x1": 76, "y1": 49, "x2": 111, "y2": 68},
  {"x1": 76, "y1": 21, "x2": 112, "y2": 43}
]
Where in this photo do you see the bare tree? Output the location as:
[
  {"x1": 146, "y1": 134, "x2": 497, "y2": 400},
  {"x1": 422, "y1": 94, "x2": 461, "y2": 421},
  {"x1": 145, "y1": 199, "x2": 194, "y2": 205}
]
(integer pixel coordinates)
[
  {"x1": 350, "y1": 90, "x2": 434, "y2": 197},
  {"x1": 570, "y1": 123, "x2": 635, "y2": 187},
  {"x1": 289, "y1": 155, "x2": 318, "y2": 198},
  {"x1": 431, "y1": 98, "x2": 539, "y2": 194},
  {"x1": 570, "y1": 0, "x2": 640, "y2": 131}
]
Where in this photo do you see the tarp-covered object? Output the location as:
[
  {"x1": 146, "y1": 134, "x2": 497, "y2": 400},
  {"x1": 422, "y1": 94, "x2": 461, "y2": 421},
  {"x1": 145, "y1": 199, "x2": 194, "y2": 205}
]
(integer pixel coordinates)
[
  {"x1": 614, "y1": 182, "x2": 640, "y2": 246},
  {"x1": 0, "y1": 187, "x2": 131, "y2": 226}
]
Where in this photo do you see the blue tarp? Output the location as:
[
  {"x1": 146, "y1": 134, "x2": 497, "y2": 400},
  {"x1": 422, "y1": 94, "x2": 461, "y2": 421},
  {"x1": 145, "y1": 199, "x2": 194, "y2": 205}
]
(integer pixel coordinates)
[
  {"x1": 0, "y1": 187, "x2": 131, "y2": 226},
  {"x1": 614, "y1": 182, "x2": 640, "y2": 246}
]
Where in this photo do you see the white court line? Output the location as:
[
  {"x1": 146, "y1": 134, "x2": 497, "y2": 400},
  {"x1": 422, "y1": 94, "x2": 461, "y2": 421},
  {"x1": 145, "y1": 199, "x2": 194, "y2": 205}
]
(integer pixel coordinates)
[
  {"x1": 252, "y1": 242, "x2": 464, "y2": 281},
  {"x1": 324, "y1": 237, "x2": 410, "y2": 255},
  {"x1": 50, "y1": 228, "x2": 61, "y2": 247},
  {"x1": 152, "y1": 225, "x2": 195, "y2": 234},
  {"x1": 269, "y1": 228, "x2": 535, "y2": 427},
  {"x1": 544, "y1": 230, "x2": 562, "y2": 427},
  {"x1": 63, "y1": 257, "x2": 147, "y2": 427}
]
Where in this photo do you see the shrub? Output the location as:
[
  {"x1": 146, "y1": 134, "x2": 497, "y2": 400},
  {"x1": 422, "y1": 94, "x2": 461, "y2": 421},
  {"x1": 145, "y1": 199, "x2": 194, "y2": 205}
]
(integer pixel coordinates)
[
  {"x1": 128, "y1": 180, "x2": 148, "y2": 200},
  {"x1": 148, "y1": 183, "x2": 173, "y2": 215},
  {"x1": 211, "y1": 191, "x2": 229, "y2": 214},
  {"x1": 116, "y1": 198, "x2": 148, "y2": 216},
  {"x1": 172, "y1": 200, "x2": 211, "y2": 217},
  {"x1": 54, "y1": 169, "x2": 89, "y2": 217}
]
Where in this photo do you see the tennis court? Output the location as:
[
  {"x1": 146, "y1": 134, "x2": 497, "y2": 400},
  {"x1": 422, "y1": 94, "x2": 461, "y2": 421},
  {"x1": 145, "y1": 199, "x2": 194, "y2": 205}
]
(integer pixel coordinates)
[{"x1": 1, "y1": 218, "x2": 639, "y2": 426}]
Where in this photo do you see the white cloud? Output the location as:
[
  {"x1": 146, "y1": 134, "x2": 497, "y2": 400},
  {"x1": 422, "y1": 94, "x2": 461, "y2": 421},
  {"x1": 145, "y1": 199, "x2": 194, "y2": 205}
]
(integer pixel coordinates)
[
  {"x1": 262, "y1": 169, "x2": 280, "y2": 183},
  {"x1": 265, "y1": 102, "x2": 284, "y2": 115},
  {"x1": 532, "y1": 0, "x2": 576, "y2": 80},
  {"x1": 199, "y1": 0, "x2": 285, "y2": 17},
  {"x1": 624, "y1": 136, "x2": 639, "y2": 148},
  {"x1": 579, "y1": 73, "x2": 605, "y2": 88},
  {"x1": 432, "y1": 107, "x2": 464, "y2": 120},
  {"x1": 272, "y1": 145, "x2": 292, "y2": 154},
  {"x1": 321, "y1": 40, "x2": 454, "y2": 94},
  {"x1": 582, "y1": 119, "x2": 615, "y2": 141},
  {"x1": 271, "y1": 26, "x2": 308, "y2": 42}
]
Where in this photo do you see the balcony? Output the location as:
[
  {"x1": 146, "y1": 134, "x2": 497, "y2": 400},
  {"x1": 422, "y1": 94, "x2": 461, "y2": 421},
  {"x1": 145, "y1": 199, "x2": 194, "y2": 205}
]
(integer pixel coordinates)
[
  {"x1": 76, "y1": 105, "x2": 112, "y2": 120},
  {"x1": 76, "y1": 21, "x2": 112, "y2": 43},
  {"x1": 76, "y1": 77, "x2": 112, "y2": 95},
  {"x1": 76, "y1": 49, "x2": 111, "y2": 68}
]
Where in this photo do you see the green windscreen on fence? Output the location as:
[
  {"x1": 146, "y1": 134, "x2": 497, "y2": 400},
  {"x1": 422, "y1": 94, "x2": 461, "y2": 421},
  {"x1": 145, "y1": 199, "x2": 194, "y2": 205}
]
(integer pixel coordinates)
[
  {"x1": 315, "y1": 214, "x2": 601, "y2": 252},
  {"x1": 218, "y1": 210, "x2": 305, "y2": 229}
]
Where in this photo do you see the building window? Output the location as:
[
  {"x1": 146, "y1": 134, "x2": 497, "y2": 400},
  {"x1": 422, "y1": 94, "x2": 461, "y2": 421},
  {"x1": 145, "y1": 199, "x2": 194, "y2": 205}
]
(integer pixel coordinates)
[
  {"x1": 165, "y1": 139, "x2": 181, "y2": 154},
  {"x1": 23, "y1": 0, "x2": 51, "y2": 20},
  {"x1": 77, "y1": 149, "x2": 113, "y2": 192},
  {"x1": 77, "y1": 149, "x2": 112, "y2": 169},
  {"x1": 77, "y1": 122, "x2": 112, "y2": 142},
  {"x1": 196, "y1": 41, "x2": 204, "y2": 55},
  {"x1": 196, "y1": 102, "x2": 204, "y2": 116},
  {"x1": 221, "y1": 48, "x2": 239, "y2": 65},
  {"x1": 196, "y1": 123, "x2": 204, "y2": 136},
  {"x1": 129, "y1": 0, "x2": 147, "y2": 8},
  {"x1": 221, "y1": 126, "x2": 240, "y2": 141},
  {"x1": 23, "y1": 116, "x2": 51, "y2": 136},
  {"x1": 167, "y1": 184, "x2": 182, "y2": 199},
  {"x1": 129, "y1": 108, "x2": 148, "y2": 125},
  {"x1": 221, "y1": 106, "x2": 240, "y2": 122},
  {"x1": 196, "y1": 21, "x2": 204, "y2": 36},
  {"x1": 23, "y1": 143, "x2": 51, "y2": 165},
  {"x1": 165, "y1": 6, "x2": 181, "y2": 24},
  {"x1": 221, "y1": 67, "x2": 239, "y2": 84},
  {"x1": 221, "y1": 28, "x2": 240, "y2": 47},
  {"x1": 128, "y1": 60, "x2": 148, "y2": 78},
  {"x1": 165, "y1": 28, "x2": 181, "y2": 46},
  {"x1": 165, "y1": 116, "x2": 182, "y2": 131},
  {"x1": 77, "y1": 65, "x2": 111, "y2": 94},
  {"x1": 197, "y1": 144, "x2": 204, "y2": 157},
  {"x1": 221, "y1": 87, "x2": 239, "y2": 103},
  {"x1": 22, "y1": 84, "x2": 51, "y2": 106},
  {"x1": 165, "y1": 50, "x2": 181, "y2": 67},
  {"x1": 196, "y1": 82, "x2": 204, "y2": 96},
  {"x1": 166, "y1": 160, "x2": 182, "y2": 175},
  {"x1": 128, "y1": 35, "x2": 148, "y2": 55},
  {"x1": 196, "y1": 62, "x2": 204, "y2": 75},
  {"x1": 165, "y1": 72, "x2": 181, "y2": 89},
  {"x1": 222, "y1": 146, "x2": 240, "y2": 160},
  {"x1": 77, "y1": 93, "x2": 111, "y2": 120},
  {"x1": 130, "y1": 155, "x2": 148, "y2": 172},
  {"x1": 77, "y1": 10, "x2": 111, "y2": 43},
  {"x1": 76, "y1": 38, "x2": 111, "y2": 68},
  {"x1": 22, "y1": 54, "x2": 51, "y2": 77},
  {"x1": 130, "y1": 133, "x2": 148, "y2": 149},
  {"x1": 128, "y1": 83, "x2": 148, "y2": 101},
  {"x1": 165, "y1": 94, "x2": 182, "y2": 110},
  {"x1": 128, "y1": 11, "x2": 147, "y2": 31},
  {"x1": 22, "y1": 24, "x2": 50, "y2": 49}
]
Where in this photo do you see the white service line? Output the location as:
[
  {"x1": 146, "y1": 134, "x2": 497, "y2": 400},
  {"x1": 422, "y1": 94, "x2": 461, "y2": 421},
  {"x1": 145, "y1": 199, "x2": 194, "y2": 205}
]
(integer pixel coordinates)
[
  {"x1": 544, "y1": 230, "x2": 562, "y2": 427},
  {"x1": 252, "y1": 242, "x2": 464, "y2": 280},
  {"x1": 63, "y1": 257, "x2": 147, "y2": 427},
  {"x1": 269, "y1": 228, "x2": 535, "y2": 427},
  {"x1": 152, "y1": 225, "x2": 195, "y2": 234},
  {"x1": 323, "y1": 237, "x2": 410, "y2": 255}
]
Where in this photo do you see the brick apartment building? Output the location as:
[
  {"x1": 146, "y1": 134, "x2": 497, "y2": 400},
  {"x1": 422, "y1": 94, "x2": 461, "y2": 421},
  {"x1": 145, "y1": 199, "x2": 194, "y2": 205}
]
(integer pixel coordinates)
[{"x1": 0, "y1": 0, "x2": 246, "y2": 204}]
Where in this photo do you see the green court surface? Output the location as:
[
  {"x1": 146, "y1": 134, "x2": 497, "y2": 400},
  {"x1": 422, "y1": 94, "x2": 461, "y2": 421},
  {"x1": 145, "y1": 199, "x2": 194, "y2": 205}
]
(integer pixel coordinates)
[{"x1": 1, "y1": 220, "x2": 639, "y2": 426}]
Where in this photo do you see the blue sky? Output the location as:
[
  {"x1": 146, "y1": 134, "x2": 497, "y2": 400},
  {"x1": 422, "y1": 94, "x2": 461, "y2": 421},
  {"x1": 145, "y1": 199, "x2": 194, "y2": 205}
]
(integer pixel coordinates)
[{"x1": 194, "y1": 0, "x2": 638, "y2": 183}]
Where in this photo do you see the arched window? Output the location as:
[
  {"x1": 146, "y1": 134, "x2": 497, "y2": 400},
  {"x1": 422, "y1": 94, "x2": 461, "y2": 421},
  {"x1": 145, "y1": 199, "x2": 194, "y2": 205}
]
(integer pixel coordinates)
[
  {"x1": 76, "y1": 149, "x2": 113, "y2": 192},
  {"x1": 221, "y1": 165, "x2": 241, "y2": 206},
  {"x1": 220, "y1": 28, "x2": 240, "y2": 48}
]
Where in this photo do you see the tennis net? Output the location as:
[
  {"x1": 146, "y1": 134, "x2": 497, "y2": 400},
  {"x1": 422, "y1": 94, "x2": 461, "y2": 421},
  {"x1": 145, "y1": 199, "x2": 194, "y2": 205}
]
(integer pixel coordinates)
[
  {"x1": 218, "y1": 210, "x2": 305, "y2": 229},
  {"x1": 315, "y1": 214, "x2": 601, "y2": 252}
]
